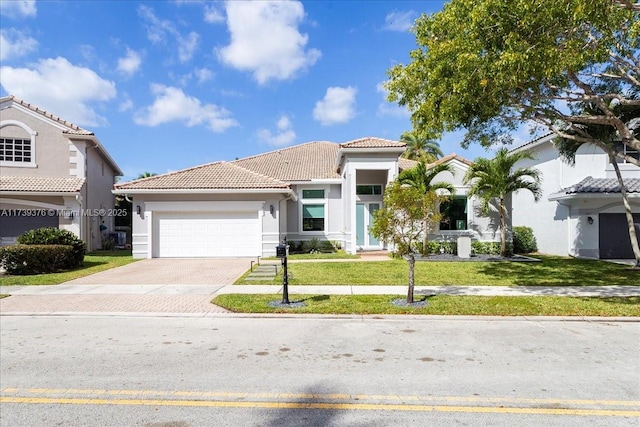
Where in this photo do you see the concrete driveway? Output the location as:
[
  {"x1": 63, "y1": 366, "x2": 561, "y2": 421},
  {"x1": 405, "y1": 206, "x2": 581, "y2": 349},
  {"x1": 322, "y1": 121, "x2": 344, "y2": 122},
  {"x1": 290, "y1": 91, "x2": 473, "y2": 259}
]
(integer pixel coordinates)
[{"x1": 62, "y1": 258, "x2": 253, "y2": 285}]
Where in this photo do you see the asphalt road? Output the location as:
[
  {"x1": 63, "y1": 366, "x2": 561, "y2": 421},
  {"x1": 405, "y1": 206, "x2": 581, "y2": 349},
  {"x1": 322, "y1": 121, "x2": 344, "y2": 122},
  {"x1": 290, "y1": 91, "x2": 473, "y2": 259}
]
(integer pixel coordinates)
[{"x1": 1, "y1": 315, "x2": 638, "y2": 426}]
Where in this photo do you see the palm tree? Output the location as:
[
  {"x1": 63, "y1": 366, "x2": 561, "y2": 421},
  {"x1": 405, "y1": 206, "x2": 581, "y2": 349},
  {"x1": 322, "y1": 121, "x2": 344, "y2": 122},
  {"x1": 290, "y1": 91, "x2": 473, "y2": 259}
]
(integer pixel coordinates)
[
  {"x1": 463, "y1": 148, "x2": 542, "y2": 257},
  {"x1": 400, "y1": 131, "x2": 444, "y2": 163},
  {"x1": 398, "y1": 161, "x2": 455, "y2": 254},
  {"x1": 136, "y1": 171, "x2": 157, "y2": 179}
]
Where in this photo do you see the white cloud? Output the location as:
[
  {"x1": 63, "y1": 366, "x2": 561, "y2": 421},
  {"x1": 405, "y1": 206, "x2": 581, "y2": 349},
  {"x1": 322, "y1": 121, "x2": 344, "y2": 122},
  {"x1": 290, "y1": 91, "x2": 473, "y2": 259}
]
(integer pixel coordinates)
[
  {"x1": 134, "y1": 84, "x2": 238, "y2": 132},
  {"x1": 217, "y1": 0, "x2": 321, "y2": 85},
  {"x1": 138, "y1": 5, "x2": 199, "y2": 63},
  {"x1": 313, "y1": 86, "x2": 357, "y2": 126},
  {"x1": 0, "y1": 57, "x2": 116, "y2": 127},
  {"x1": 119, "y1": 98, "x2": 133, "y2": 112},
  {"x1": 204, "y1": 4, "x2": 224, "y2": 23},
  {"x1": 194, "y1": 67, "x2": 213, "y2": 83},
  {"x1": 0, "y1": 29, "x2": 37, "y2": 60},
  {"x1": 0, "y1": 0, "x2": 36, "y2": 18},
  {"x1": 376, "y1": 82, "x2": 409, "y2": 118},
  {"x1": 117, "y1": 48, "x2": 142, "y2": 76},
  {"x1": 178, "y1": 31, "x2": 199, "y2": 63},
  {"x1": 257, "y1": 115, "x2": 296, "y2": 147},
  {"x1": 383, "y1": 10, "x2": 415, "y2": 32}
]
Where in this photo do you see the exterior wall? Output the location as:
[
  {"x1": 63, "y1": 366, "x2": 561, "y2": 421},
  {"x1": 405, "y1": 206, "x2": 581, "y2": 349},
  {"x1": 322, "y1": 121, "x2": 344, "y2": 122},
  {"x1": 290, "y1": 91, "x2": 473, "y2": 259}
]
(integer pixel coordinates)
[
  {"x1": 0, "y1": 108, "x2": 71, "y2": 177},
  {"x1": 84, "y1": 144, "x2": 118, "y2": 250},
  {"x1": 284, "y1": 184, "x2": 345, "y2": 247},
  {"x1": 129, "y1": 193, "x2": 286, "y2": 258},
  {"x1": 512, "y1": 138, "x2": 639, "y2": 257}
]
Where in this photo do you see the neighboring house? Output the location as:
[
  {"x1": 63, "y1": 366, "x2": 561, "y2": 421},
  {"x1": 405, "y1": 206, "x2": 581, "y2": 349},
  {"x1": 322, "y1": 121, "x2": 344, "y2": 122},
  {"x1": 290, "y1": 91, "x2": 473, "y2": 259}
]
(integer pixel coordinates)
[
  {"x1": 114, "y1": 137, "x2": 499, "y2": 259},
  {"x1": 510, "y1": 133, "x2": 640, "y2": 260},
  {"x1": 0, "y1": 96, "x2": 123, "y2": 250}
]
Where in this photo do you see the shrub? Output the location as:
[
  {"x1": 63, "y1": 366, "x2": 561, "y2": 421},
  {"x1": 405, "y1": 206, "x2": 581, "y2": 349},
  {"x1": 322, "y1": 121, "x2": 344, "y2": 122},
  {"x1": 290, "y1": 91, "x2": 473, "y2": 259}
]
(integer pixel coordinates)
[
  {"x1": 0, "y1": 244, "x2": 74, "y2": 275},
  {"x1": 472, "y1": 241, "x2": 513, "y2": 256},
  {"x1": 513, "y1": 226, "x2": 538, "y2": 254},
  {"x1": 101, "y1": 237, "x2": 116, "y2": 251},
  {"x1": 425, "y1": 240, "x2": 457, "y2": 255},
  {"x1": 302, "y1": 238, "x2": 321, "y2": 253},
  {"x1": 17, "y1": 227, "x2": 86, "y2": 268}
]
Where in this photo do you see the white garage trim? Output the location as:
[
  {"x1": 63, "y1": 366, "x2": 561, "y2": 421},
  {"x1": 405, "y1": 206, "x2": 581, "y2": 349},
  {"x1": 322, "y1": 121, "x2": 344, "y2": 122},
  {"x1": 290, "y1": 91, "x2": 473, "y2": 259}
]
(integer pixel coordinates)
[
  {"x1": 145, "y1": 201, "x2": 264, "y2": 212},
  {"x1": 152, "y1": 210, "x2": 261, "y2": 258}
]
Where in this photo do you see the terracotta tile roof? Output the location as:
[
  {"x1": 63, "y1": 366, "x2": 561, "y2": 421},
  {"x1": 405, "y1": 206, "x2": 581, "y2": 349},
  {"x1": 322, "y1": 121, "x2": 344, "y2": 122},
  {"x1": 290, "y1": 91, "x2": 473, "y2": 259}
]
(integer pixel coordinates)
[
  {"x1": 232, "y1": 141, "x2": 341, "y2": 181},
  {"x1": 339, "y1": 136, "x2": 405, "y2": 148},
  {"x1": 1, "y1": 95, "x2": 94, "y2": 135},
  {"x1": 114, "y1": 161, "x2": 290, "y2": 190},
  {"x1": 429, "y1": 153, "x2": 473, "y2": 168},
  {"x1": 0, "y1": 176, "x2": 85, "y2": 193},
  {"x1": 398, "y1": 157, "x2": 419, "y2": 171},
  {"x1": 560, "y1": 176, "x2": 640, "y2": 194}
]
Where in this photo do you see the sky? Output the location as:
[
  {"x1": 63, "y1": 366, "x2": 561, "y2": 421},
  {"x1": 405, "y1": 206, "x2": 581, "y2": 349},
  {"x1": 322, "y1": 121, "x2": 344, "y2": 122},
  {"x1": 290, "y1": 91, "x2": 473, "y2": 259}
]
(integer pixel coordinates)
[{"x1": 0, "y1": 0, "x2": 534, "y2": 181}]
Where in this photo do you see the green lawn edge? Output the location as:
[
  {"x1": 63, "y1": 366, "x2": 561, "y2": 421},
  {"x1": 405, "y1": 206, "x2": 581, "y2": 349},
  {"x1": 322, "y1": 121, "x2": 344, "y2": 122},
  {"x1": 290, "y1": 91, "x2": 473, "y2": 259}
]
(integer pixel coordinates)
[
  {"x1": 0, "y1": 250, "x2": 137, "y2": 286},
  {"x1": 213, "y1": 294, "x2": 640, "y2": 317},
  {"x1": 234, "y1": 255, "x2": 639, "y2": 286}
]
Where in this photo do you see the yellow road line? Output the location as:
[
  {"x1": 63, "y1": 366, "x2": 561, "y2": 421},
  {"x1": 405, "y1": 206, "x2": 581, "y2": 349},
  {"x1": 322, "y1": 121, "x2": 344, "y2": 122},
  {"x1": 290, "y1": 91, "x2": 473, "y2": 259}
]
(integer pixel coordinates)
[
  {"x1": 2, "y1": 387, "x2": 638, "y2": 408},
  {"x1": 1, "y1": 396, "x2": 639, "y2": 417}
]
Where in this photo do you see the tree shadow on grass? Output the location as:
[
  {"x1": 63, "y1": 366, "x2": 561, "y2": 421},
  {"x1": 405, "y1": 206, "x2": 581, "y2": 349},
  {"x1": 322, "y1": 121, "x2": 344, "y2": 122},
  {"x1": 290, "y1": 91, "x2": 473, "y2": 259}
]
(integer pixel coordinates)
[{"x1": 476, "y1": 256, "x2": 640, "y2": 286}]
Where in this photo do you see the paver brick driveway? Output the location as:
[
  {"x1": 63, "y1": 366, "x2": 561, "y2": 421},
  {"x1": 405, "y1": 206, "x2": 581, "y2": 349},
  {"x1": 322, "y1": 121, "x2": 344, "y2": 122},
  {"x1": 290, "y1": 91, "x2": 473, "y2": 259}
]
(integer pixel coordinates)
[{"x1": 63, "y1": 258, "x2": 253, "y2": 285}]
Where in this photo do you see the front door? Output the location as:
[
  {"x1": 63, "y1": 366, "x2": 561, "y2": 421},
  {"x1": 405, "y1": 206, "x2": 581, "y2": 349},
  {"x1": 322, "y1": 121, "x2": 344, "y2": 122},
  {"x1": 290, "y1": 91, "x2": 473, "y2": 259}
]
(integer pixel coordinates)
[{"x1": 356, "y1": 202, "x2": 382, "y2": 249}]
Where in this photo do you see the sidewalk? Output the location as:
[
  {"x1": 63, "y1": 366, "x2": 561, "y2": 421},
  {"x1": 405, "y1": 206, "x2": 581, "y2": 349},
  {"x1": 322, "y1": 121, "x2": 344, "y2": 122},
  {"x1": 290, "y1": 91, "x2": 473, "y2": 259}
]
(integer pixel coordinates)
[{"x1": 1, "y1": 283, "x2": 639, "y2": 317}]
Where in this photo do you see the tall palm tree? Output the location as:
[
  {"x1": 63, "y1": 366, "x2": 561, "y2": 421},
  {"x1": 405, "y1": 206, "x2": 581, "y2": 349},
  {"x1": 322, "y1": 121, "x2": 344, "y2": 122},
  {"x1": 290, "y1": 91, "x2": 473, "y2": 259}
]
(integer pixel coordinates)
[
  {"x1": 400, "y1": 131, "x2": 444, "y2": 163},
  {"x1": 463, "y1": 148, "x2": 542, "y2": 257},
  {"x1": 398, "y1": 161, "x2": 455, "y2": 254}
]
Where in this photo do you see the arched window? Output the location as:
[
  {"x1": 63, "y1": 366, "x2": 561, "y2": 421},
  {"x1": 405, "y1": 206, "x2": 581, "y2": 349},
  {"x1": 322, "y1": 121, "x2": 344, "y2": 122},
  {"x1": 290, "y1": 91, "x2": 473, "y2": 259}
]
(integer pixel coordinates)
[{"x1": 0, "y1": 120, "x2": 37, "y2": 167}]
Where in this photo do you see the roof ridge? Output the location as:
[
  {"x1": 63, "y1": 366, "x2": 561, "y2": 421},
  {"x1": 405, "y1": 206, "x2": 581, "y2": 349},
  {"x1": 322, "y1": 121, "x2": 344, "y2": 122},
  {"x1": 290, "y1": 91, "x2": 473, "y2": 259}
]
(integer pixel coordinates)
[
  {"x1": 340, "y1": 136, "x2": 401, "y2": 146},
  {"x1": 225, "y1": 162, "x2": 290, "y2": 186},
  {"x1": 232, "y1": 140, "x2": 337, "y2": 163},
  {"x1": 2, "y1": 95, "x2": 91, "y2": 133}
]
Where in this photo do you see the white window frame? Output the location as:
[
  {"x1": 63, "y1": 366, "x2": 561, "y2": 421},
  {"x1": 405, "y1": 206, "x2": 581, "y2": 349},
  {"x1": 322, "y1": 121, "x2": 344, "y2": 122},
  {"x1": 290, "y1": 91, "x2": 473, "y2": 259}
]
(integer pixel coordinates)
[
  {"x1": 299, "y1": 187, "x2": 328, "y2": 235},
  {"x1": 0, "y1": 120, "x2": 37, "y2": 168}
]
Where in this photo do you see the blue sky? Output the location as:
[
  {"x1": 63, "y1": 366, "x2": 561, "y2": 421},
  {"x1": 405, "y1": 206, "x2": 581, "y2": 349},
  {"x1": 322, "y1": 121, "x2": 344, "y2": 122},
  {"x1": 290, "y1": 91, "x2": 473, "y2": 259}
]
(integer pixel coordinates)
[{"x1": 0, "y1": 0, "x2": 525, "y2": 181}]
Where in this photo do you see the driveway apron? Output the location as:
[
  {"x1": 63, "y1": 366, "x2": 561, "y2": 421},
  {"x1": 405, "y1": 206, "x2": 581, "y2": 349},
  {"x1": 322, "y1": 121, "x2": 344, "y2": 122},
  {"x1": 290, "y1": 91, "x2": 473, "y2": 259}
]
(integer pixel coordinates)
[{"x1": 0, "y1": 258, "x2": 253, "y2": 315}]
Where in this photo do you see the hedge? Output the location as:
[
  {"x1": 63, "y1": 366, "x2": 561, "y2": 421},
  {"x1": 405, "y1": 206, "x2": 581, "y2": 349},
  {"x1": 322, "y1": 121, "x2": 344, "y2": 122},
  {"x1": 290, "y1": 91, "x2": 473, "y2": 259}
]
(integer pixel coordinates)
[
  {"x1": 0, "y1": 244, "x2": 74, "y2": 275},
  {"x1": 17, "y1": 227, "x2": 86, "y2": 268}
]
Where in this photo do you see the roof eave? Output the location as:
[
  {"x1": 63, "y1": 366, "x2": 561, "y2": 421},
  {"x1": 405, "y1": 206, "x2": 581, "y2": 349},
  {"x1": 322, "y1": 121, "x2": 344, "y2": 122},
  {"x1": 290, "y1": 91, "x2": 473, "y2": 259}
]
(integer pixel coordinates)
[
  {"x1": 67, "y1": 134, "x2": 123, "y2": 176},
  {"x1": 0, "y1": 191, "x2": 82, "y2": 196},
  {"x1": 548, "y1": 192, "x2": 639, "y2": 201},
  {"x1": 112, "y1": 188, "x2": 294, "y2": 195}
]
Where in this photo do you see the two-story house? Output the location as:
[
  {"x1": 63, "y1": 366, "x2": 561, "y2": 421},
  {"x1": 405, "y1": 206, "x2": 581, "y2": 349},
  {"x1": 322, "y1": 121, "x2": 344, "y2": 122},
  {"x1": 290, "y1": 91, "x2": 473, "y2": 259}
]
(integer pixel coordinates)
[
  {"x1": 0, "y1": 95, "x2": 123, "y2": 250},
  {"x1": 511, "y1": 133, "x2": 640, "y2": 260},
  {"x1": 114, "y1": 137, "x2": 500, "y2": 259}
]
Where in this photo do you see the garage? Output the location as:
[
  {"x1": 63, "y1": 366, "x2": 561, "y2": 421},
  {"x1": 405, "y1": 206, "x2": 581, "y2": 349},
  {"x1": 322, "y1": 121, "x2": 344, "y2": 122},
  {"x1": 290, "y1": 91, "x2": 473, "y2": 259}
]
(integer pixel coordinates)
[
  {"x1": 0, "y1": 211, "x2": 58, "y2": 244},
  {"x1": 153, "y1": 211, "x2": 260, "y2": 258},
  {"x1": 599, "y1": 213, "x2": 640, "y2": 259}
]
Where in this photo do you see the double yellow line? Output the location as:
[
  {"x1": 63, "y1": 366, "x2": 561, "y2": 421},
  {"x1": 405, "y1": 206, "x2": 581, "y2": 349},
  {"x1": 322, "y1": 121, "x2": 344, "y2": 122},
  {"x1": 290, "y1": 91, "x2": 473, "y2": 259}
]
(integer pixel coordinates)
[{"x1": 2, "y1": 388, "x2": 639, "y2": 417}]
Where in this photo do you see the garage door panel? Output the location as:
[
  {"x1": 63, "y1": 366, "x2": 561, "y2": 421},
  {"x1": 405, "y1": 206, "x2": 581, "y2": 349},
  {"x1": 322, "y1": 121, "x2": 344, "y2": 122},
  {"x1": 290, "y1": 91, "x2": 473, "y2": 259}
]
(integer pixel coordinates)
[{"x1": 155, "y1": 211, "x2": 260, "y2": 258}]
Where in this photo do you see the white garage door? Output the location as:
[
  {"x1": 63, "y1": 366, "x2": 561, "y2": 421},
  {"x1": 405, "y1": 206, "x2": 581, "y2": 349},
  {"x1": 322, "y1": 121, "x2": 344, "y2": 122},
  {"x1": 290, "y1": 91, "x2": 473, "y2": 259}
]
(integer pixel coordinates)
[{"x1": 154, "y1": 211, "x2": 260, "y2": 258}]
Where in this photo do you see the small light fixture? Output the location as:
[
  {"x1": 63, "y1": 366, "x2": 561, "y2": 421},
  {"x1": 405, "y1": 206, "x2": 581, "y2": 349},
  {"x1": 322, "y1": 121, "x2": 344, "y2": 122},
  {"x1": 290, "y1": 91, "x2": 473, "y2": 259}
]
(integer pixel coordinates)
[
  {"x1": 587, "y1": 216, "x2": 594, "y2": 225},
  {"x1": 269, "y1": 204, "x2": 274, "y2": 215},
  {"x1": 136, "y1": 205, "x2": 141, "y2": 215}
]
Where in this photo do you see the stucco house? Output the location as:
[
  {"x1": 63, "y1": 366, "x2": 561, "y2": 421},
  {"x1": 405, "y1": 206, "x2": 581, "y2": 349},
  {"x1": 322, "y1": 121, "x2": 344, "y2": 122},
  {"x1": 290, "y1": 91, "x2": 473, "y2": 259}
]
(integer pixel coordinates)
[
  {"x1": 0, "y1": 95, "x2": 123, "y2": 250},
  {"x1": 114, "y1": 137, "x2": 500, "y2": 259},
  {"x1": 511, "y1": 133, "x2": 640, "y2": 260}
]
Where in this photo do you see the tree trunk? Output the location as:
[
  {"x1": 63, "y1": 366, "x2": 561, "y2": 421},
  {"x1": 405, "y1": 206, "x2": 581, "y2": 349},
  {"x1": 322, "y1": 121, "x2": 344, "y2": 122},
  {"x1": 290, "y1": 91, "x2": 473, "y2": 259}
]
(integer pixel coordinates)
[
  {"x1": 422, "y1": 218, "x2": 429, "y2": 255},
  {"x1": 499, "y1": 198, "x2": 508, "y2": 257},
  {"x1": 407, "y1": 254, "x2": 415, "y2": 304},
  {"x1": 609, "y1": 155, "x2": 640, "y2": 268}
]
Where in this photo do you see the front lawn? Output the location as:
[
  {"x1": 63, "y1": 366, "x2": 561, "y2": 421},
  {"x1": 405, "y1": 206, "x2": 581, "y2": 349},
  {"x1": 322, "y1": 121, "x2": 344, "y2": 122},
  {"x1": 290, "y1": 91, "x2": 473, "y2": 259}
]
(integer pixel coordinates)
[
  {"x1": 213, "y1": 294, "x2": 640, "y2": 316},
  {"x1": 236, "y1": 255, "x2": 638, "y2": 286},
  {"x1": 0, "y1": 250, "x2": 137, "y2": 286}
]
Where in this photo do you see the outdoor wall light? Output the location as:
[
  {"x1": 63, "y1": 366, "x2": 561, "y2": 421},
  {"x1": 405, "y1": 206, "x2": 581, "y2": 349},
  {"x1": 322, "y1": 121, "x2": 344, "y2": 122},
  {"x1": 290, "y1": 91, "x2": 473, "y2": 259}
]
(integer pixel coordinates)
[
  {"x1": 270, "y1": 204, "x2": 275, "y2": 215},
  {"x1": 136, "y1": 205, "x2": 141, "y2": 215},
  {"x1": 587, "y1": 216, "x2": 594, "y2": 225}
]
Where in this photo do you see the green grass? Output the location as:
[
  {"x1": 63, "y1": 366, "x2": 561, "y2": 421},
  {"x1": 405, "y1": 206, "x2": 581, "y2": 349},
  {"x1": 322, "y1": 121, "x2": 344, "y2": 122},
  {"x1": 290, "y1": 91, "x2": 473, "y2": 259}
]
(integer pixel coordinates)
[
  {"x1": 213, "y1": 294, "x2": 640, "y2": 316},
  {"x1": 235, "y1": 255, "x2": 638, "y2": 286},
  {"x1": 0, "y1": 250, "x2": 137, "y2": 286}
]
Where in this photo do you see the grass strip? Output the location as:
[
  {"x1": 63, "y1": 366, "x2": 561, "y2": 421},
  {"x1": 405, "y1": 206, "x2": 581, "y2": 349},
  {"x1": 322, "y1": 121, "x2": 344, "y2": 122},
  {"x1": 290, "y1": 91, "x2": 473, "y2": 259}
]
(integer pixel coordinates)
[
  {"x1": 0, "y1": 250, "x2": 137, "y2": 286},
  {"x1": 213, "y1": 294, "x2": 640, "y2": 317},
  {"x1": 236, "y1": 255, "x2": 639, "y2": 286}
]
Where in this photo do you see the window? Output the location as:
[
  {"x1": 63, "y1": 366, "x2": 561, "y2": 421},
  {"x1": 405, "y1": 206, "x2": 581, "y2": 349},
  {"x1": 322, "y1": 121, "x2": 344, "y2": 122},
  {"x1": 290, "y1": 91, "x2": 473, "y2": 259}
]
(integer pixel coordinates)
[
  {"x1": 440, "y1": 197, "x2": 467, "y2": 230},
  {"x1": 302, "y1": 189, "x2": 324, "y2": 199},
  {"x1": 356, "y1": 185, "x2": 382, "y2": 195},
  {"x1": 0, "y1": 138, "x2": 32, "y2": 163},
  {"x1": 303, "y1": 204, "x2": 325, "y2": 231},
  {"x1": 614, "y1": 142, "x2": 639, "y2": 164}
]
